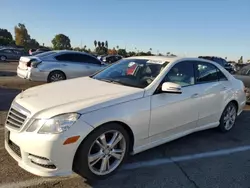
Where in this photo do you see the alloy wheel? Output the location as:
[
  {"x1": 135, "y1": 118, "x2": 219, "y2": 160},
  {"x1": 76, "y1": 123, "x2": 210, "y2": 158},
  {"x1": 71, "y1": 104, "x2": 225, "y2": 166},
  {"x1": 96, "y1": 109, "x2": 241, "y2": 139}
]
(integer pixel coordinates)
[
  {"x1": 223, "y1": 104, "x2": 237, "y2": 130},
  {"x1": 50, "y1": 73, "x2": 64, "y2": 82},
  {"x1": 88, "y1": 130, "x2": 126, "y2": 176}
]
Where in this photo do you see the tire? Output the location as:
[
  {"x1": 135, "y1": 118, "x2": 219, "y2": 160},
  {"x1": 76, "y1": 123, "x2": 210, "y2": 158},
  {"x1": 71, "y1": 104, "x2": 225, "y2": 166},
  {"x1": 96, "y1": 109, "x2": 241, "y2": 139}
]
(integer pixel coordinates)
[
  {"x1": 73, "y1": 123, "x2": 130, "y2": 180},
  {"x1": 218, "y1": 102, "x2": 237, "y2": 132},
  {"x1": 47, "y1": 70, "x2": 66, "y2": 83},
  {"x1": 0, "y1": 56, "x2": 7, "y2": 61}
]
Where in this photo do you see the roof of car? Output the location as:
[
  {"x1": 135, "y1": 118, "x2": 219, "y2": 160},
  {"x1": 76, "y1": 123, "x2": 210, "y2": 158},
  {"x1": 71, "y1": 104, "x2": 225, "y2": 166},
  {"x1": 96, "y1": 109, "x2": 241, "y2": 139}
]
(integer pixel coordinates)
[{"x1": 126, "y1": 55, "x2": 183, "y2": 63}]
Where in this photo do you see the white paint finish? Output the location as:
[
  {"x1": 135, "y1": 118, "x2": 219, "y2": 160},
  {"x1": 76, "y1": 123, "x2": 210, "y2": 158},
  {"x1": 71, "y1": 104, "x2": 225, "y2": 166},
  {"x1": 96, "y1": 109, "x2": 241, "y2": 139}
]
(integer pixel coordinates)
[
  {"x1": 150, "y1": 84, "x2": 202, "y2": 137},
  {"x1": 4, "y1": 56, "x2": 246, "y2": 178},
  {"x1": 124, "y1": 145, "x2": 250, "y2": 170}
]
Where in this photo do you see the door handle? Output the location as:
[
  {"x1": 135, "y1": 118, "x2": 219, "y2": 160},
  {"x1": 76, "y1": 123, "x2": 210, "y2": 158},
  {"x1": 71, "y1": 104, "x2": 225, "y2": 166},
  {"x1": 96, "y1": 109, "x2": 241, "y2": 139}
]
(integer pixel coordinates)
[{"x1": 191, "y1": 93, "x2": 199, "y2": 98}]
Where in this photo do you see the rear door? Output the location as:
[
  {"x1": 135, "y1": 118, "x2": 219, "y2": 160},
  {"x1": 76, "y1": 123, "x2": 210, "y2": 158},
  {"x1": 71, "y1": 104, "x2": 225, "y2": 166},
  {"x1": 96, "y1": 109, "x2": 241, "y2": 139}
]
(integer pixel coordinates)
[{"x1": 194, "y1": 60, "x2": 228, "y2": 127}]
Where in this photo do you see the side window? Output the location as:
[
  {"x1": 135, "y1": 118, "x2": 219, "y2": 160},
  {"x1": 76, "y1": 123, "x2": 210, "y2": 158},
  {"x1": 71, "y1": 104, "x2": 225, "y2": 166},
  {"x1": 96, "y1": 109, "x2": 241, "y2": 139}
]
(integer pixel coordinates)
[
  {"x1": 195, "y1": 61, "x2": 218, "y2": 83},
  {"x1": 3, "y1": 49, "x2": 12, "y2": 53},
  {"x1": 217, "y1": 69, "x2": 228, "y2": 81},
  {"x1": 164, "y1": 61, "x2": 195, "y2": 87},
  {"x1": 82, "y1": 55, "x2": 101, "y2": 65},
  {"x1": 55, "y1": 54, "x2": 77, "y2": 62}
]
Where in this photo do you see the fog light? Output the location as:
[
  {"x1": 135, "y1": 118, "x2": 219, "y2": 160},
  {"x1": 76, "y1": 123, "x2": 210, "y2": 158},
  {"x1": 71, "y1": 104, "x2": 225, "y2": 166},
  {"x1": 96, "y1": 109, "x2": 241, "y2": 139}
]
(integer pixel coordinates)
[{"x1": 28, "y1": 154, "x2": 53, "y2": 166}]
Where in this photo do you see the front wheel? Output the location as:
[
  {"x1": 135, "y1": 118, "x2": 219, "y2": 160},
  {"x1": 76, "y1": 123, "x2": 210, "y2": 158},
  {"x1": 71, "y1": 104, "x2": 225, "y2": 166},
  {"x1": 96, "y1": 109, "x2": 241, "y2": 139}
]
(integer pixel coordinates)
[
  {"x1": 73, "y1": 123, "x2": 130, "y2": 180},
  {"x1": 218, "y1": 102, "x2": 237, "y2": 132}
]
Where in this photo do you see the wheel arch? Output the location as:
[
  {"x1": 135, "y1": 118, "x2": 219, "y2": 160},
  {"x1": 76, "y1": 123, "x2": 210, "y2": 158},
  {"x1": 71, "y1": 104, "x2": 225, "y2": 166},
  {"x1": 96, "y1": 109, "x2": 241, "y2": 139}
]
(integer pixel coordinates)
[{"x1": 47, "y1": 70, "x2": 67, "y2": 82}]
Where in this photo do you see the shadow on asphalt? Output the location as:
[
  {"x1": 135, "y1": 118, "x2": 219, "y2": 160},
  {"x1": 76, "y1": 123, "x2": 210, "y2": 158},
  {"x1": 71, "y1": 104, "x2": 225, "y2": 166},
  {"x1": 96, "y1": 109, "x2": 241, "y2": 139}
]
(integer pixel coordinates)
[
  {"x1": 0, "y1": 71, "x2": 17, "y2": 76},
  {"x1": 0, "y1": 87, "x2": 21, "y2": 111}
]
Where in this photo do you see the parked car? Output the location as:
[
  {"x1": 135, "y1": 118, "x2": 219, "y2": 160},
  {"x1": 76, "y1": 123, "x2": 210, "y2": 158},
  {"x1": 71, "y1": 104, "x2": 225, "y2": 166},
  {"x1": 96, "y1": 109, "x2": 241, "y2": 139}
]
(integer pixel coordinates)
[
  {"x1": 101, "y1": 55, "x2": 123, "y2": 64},
  {"x1": 17, "y1": 50, "x2": 107, "y2": 82},
  {"x1": 198, "y1": 56, "x2": 235, "y2": 74},
  {"x1": 0, "y1": 48, "x2": 27, "y2": 61},
  {"x1": 234, "y1": 64, "x2": 250, "y2": 103},
  {"x1": 5, "y1": 56, "x2": 246, "y2": 180}
]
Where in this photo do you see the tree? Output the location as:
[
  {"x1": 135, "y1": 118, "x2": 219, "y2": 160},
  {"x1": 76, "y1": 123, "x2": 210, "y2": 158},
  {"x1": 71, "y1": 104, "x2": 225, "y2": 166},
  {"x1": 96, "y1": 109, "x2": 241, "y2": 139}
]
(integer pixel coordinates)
[
  {"x1": 117, "y1": 49, "x2": 127, "y2": 57},
  {"x1": 27, "y1": 38, "x2": 40, "y2": 49},
  {"x1": 108, "y1": 48, "x2": 117, "y2": 55},
  {"x1": 94, "y1": 40, "x2": 97, "y2": 48},
  {"x1": 0, "y1": 28, "x2": 13, "y2": 45},
  {"x1": 116, "y1": 45, "x2": 119, "y2": 50},
  {"x1": 105, "y1": 41, "x2": 108, "y2": 48},
  {"x1": 51, "y1": 34, "x2": 71, "y2": 50},
  {"x1": 101, "y1": 42, "x2": 104, "y2": 47},
  {"x1": 14, "y1": 23, "x2": 30, "y2": 47},
  {"x1": 97, "y1": 41, "x2": 101, "y2": 48}
]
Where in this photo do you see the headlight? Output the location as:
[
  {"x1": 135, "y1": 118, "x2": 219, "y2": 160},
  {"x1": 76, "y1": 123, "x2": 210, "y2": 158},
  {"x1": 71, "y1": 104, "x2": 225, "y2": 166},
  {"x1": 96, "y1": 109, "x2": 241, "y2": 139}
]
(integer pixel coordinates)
[{"x1": 27, "y1": 113, "x2": 80, "y2": 134}]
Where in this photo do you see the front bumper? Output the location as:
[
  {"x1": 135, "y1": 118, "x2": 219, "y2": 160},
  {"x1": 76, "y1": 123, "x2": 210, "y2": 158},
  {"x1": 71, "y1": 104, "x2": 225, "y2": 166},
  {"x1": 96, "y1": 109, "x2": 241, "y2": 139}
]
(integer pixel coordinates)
[
  {"x1": 4, "y1": 118, "x2": 93, "y2": 177},
  {"x1": 17, "y1": 67, "x2": 49, "y2": 82}
]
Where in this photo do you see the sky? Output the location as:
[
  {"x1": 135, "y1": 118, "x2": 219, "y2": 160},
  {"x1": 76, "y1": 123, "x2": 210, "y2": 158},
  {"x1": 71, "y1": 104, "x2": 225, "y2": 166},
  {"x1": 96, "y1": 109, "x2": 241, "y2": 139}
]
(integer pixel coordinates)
[{"x1": 1, "y1": 0, "x2": 249, "y2": 61}]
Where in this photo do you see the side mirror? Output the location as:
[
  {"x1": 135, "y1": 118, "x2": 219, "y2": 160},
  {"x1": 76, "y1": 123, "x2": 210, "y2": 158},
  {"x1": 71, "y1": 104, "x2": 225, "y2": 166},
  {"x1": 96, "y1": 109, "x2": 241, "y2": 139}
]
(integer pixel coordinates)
[{"x1": 161, "y1": 82, "x2": 182, "y2": 94}]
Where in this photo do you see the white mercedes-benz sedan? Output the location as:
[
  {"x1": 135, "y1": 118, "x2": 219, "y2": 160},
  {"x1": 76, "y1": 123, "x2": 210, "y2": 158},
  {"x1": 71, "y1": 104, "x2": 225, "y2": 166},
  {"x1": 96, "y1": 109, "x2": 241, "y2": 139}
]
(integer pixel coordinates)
[{"x1": 5, "y1": 56, "x2": 246, "y2": 180}]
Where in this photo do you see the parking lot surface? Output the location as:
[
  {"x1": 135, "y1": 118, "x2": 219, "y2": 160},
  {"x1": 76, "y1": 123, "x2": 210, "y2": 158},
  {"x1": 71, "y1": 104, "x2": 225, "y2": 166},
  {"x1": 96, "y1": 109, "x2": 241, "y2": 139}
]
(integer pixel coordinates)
[{"x1": 1, "y1": 62, "x2": 250, "y2": 188}]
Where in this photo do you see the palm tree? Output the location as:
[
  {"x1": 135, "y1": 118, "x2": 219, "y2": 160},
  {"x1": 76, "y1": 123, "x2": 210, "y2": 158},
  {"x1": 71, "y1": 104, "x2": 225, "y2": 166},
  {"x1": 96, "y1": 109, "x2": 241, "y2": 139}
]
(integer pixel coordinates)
[
  {"x1": 94, "y1": 40, "x2": 97, "y2": 48},
  {"x1": 101, "y1": 42, "x2": 105, "y2": 47},
  {"x1": 83, "y1": 45, "x2": 87, "y2": 49},
  {"x1": 149, "y1": 48, "x2": 152, "y2": 51},
  {"x1": 105, "y1": 41, "x2": 108, "y2": 48},
  {"x1": 116, "y1": 45, "x2": 119, "y2": 50},
  {"x1": 98, "y1": 41, "x2": 101, "y2": 48}
]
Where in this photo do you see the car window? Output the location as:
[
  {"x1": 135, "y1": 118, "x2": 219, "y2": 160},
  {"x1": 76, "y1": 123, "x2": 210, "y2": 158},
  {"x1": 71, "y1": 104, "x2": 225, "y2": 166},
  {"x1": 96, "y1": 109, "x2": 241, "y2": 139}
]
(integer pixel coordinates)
[
  {"x1": 3, "y1": 49, "x2": 12, "y2": 53},
  {"x1": 195, "y1": 61, "x2": 218, "y2": 83},
  {"x1": 217, "y1": 69, "x2": 228, "y2": 81},
  {"x1": 92, "y1": 58, "x2": 169, "y2": 88},
  {"x1": 164, "y1": 61, "x2": 195, "y2": 87},
  {"x1": 55, "y1": 53, "x2": 101, "y2": 65},
  {"x1": 80, "y1": 54, "x2": 101, "y2": 65},
  {"x1": 55, "y1": 53, "x2": 77, "y2": 62},
  {"x1": 238, "y1": 67, "x2": 250, "y2": 76}
]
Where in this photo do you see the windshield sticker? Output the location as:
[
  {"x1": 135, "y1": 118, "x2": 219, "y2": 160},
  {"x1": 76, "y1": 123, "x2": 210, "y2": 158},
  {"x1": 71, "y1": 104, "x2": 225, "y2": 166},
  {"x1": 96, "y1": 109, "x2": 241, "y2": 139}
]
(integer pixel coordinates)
[
  {"x1": 147, "y1": 60, "x2": 163, "y2": 64},
  {"x1": 128, "y1": 62, "x2": 136, "y2": 67}
]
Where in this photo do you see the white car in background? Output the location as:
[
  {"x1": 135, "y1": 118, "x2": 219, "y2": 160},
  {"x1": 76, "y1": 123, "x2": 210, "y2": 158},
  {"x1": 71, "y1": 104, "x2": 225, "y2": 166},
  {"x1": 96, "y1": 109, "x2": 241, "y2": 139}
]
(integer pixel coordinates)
[
  {"x1": 5, "y1": 56, "x2": 246, "y2": 180},
  {"x1": 17, "y1": 50, "x2": 107, "y2": 82}
]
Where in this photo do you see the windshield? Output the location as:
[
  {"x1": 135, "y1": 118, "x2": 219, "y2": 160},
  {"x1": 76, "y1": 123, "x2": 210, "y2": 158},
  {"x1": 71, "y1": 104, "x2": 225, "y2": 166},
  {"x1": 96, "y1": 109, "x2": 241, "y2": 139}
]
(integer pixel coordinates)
[{"x1": 92, "y1": 58, "x2": 169, "y2": 88}]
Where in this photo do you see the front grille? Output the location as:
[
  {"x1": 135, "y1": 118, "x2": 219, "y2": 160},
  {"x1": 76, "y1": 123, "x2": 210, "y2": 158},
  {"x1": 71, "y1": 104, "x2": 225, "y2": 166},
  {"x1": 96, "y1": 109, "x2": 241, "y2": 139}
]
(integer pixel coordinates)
[
  {"x1": 8, "y1": 140, "x2": 21, "y2": 158},
  {"x1": 6, "y1": 107, "x2": 27, "y2": 129}
]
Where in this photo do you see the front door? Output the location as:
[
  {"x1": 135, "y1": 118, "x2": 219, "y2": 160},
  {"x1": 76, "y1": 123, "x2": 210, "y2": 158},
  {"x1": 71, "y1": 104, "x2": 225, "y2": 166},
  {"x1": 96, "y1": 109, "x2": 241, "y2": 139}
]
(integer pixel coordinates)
[{"x1": 149, "y1": 61, "x2": 202, "y2": 139}]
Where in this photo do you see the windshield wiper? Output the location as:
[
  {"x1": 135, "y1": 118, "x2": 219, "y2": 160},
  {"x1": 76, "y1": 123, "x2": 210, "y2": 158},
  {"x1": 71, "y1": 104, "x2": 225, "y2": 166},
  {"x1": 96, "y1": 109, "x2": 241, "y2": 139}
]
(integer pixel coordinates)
[{"x1": 99, "y1": 79, "x2": 126, "y2": 86}]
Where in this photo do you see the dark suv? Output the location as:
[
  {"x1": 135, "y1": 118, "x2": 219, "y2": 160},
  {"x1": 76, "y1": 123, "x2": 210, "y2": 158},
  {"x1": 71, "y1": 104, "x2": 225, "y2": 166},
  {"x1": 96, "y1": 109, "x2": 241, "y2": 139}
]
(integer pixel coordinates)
[{"x1": 198, "y1": 56, "x2": 235, "y2": 74}]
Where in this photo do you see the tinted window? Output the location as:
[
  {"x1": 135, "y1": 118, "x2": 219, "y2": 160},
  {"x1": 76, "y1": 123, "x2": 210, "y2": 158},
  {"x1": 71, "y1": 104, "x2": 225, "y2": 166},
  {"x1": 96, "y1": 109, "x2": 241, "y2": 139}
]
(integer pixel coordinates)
[
  {"x1": 164, "y1": 61, "x2": 195, "y2": 87},
  {"x1": 217, "y1": 69, "x2": 228, "y2": 81},
  {"x1": 56, "y1": 53, "x2": 101, "y2": 65},
  {"x1": 195, "y1": 62, "x2": 218, "y2": 83},
  {"x1": 3, "y1": 49, "x2": 12, "y2": 53},
  {"x1": 55, "y1": 54, "x2": 76, "y2": 62},
  {"x1": 35, "y1": 51, "x2": 57, "y2": 57},
  {"x1": 82, "y1": 55, "x2": 101, "y2": 65}
]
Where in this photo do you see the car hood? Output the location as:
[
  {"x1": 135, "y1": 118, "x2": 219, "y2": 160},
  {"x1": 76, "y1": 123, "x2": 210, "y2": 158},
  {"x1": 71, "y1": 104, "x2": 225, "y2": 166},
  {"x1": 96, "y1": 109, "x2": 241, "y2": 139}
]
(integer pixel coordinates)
[{"x1": 14, "y1": 77, "x2": 144, "y2": 119}]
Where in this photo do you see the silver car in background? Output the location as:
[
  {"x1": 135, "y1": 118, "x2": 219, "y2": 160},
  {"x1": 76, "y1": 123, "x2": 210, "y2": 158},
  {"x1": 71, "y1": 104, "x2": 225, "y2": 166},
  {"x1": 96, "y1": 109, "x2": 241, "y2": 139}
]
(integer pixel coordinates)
[{"x1": 17, "y1": 50, "x2": 107, "y2": 82}]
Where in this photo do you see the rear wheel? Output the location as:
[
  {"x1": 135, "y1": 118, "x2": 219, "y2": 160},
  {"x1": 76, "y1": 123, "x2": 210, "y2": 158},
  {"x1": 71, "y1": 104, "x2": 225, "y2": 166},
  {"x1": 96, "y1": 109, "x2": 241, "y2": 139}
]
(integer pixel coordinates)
[
  {"x1": 218, "y1": 102, "x2": 237, "y2": 132},
  {"x1": 73, "y1": 123, "x2": 130, "y2": 180},
  {"x1": 47, "y1": 71, "x2": 66, "y2": 83},
  {"x1": 0, "y1": 55, "x2": 7, "y2": 61}
]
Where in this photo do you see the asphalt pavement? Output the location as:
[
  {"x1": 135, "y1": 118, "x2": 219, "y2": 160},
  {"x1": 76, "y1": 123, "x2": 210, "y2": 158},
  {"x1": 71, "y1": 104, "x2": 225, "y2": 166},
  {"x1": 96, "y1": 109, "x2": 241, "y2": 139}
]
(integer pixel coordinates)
[{"x1": 1, "y1": 62, "x2": 250, "y2": 188}]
